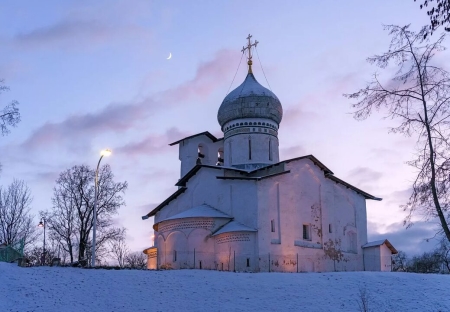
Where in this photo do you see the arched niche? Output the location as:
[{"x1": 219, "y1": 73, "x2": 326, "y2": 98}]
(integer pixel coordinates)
[
  {"x1": 165, "y1": 230, "x2": 188, "y2": 269},
  {"x1": 188, "y1": 228, "x2": 215, "y2": 270}
]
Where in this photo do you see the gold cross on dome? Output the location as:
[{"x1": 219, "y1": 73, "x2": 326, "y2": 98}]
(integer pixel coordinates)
[{"x1": 241, "y1": 34, "x2": 258, "y2": 73}]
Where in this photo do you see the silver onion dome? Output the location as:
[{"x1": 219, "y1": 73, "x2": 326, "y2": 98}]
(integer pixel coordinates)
[{"x1": 217, "y1": 73, "x2": 283, "y2": 128}]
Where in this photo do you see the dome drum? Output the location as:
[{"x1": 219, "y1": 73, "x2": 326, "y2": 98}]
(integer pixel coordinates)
[{"x1": 222, "y1": 118, "x2": 279, "y2": 139}]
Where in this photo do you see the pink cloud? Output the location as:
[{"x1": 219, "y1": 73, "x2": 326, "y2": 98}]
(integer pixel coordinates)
[
  {"x1": 158, "y1": 49, "x2": 238, "y2": 102},
  {"x1": 21, "y1": 50, "x2": 236, "y2": 151},
  {"x1": 12, "y1": 2, "x2": 154, "y2": 50},
  {"x1": 115, "y1": 127, "x2": 188, "y2": 157},
  {"x1": 281, "y1": 105, "x2": 319, "y2": 128}
]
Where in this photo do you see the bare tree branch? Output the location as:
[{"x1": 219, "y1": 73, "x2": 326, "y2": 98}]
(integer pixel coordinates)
[
  {"x1": 345, "y1": 24, "x2": 450, "y2": 242},
  {"x1": 45, "y1": 164, "x2": 128, "y2": 263}
]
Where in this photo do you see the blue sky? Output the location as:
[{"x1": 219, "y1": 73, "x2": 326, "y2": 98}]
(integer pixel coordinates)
[{"x1": 0, "y1": 0, "x2": 446, "y2": 256}]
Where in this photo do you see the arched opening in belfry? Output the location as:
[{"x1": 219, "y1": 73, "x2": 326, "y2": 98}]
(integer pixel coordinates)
[
  {"x1": 197, "y1": 144, "x2": 205, "y2": 165},
  {"x1": 217, "y1": 148, "x2": 224, "y2": 166}
]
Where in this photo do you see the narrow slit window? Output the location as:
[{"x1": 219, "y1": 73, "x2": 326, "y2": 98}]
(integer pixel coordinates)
[
  {"x1": 173, "y1": 250, "x2": 177, "y2": 262},
  {"x1": 246, "y1": 258, "x2": 250, "y2": 267},
  {"x1": 329, "y1": 224, "x2": 332, "y2": 233},
  {"x1": 271, "y1": 219, "x2": 275, "y2": 232},
  {"x1": 248, "y1": 138, "x2": 252, "y2": 160},
  {"x1": 269, "y1": 139, "x2": 272, "y2": 161}
]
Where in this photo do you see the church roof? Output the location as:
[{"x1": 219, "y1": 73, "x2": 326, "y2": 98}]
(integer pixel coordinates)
[
  {"x1": 217, "y1": 73, "x2": 283, "y2": 128},
  {"x1": 260, "y1": 155, "x2": 334, "y2": 175},
  {"x1": 161, "y1": 204, "x2": 231, "y2": 221},
  {"x1": 362, "y1": 239, "x2": 398, "y2": 254},
  {"x1": 324, "y1": 174, "x2": 382, "y2": 201},
  {"x1": 169, "y1": 131, "x2": 223, "y2": 146},
  {"x1": 142, "y1": 155, "x2": 381, "y2": 220},
  {"x1": 142, "y1": 187, "x2": 187, "y2": 218},
  {"x1": 212, "y1": 221, "x2": 257, "y2": 236},
  {"x1": 153, "y1": 204, "x2": 232, "y2": 230},
  {"x1": 175, "y1": 164, "x2": 249, "y2": 187}
]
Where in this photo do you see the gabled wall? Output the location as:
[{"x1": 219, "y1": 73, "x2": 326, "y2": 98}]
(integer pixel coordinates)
[
  {"x1": 256, "y1": 158, "x2": 368, "y2": 272},
  {"x1": 177, "y1": 135, "x2": 224, "y2": 178},
  {"x1": 363, "y1": 247, "x2": 381, "y2": 271}
]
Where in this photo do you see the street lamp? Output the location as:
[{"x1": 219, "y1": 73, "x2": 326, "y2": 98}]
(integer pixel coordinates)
[
  {"x1": 91, "y1": 149, "x2": 111, "y2": 267},
  {"x1": 38, "y1": 217, "x2": 46, "y2": 265}
]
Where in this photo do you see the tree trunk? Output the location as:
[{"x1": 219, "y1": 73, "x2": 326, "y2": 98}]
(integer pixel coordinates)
[{"x1": 421, "y1": 90, "x2": 450, "y2": 242}]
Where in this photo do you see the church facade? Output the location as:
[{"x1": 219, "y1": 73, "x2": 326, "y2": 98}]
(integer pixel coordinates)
[{"x1": 142, "y1": 36, "x2": 397, "y2": 272}]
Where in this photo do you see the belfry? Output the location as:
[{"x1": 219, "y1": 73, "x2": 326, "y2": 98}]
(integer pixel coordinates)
[{"x1": 142, "y1": 35, "x2": 397, "y2": 272}]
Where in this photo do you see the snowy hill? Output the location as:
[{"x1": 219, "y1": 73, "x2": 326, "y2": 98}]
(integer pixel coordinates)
[{"x1": 1, "y1": 262, "x2": 449, "y2": 312}]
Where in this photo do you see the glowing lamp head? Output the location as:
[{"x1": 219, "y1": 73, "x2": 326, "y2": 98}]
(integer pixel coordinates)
[
  {"x1": 38, "y1": 221, "x2": 44, "y2": 227},
  {"x1": 101, "y1": 149, "x2": 112, "y2": 157}
]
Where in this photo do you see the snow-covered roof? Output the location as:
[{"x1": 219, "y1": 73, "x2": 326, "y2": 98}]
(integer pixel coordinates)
[
  {"x1": 212, "y1": 221, "x2": 257, "y2": 236},
  {"x1": 143, "y1": 187, "x2": 187, "y2": 218},
  {"x1": 156, "y1": 204, "x2": 231, "y2": 224},
  {"x1": 362, "y1": 239, "x2": 397, "y2": 254},
  {"x1": 143, "y1": 155, "x2": 382, "y2": 220},
  {"x1": 169, "y1": 131, "x2": 222, "y2": 146}
]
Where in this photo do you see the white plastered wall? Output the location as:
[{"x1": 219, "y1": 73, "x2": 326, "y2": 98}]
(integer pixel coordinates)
[
  {"x1": 153, "y1": 167, "x2": 259, "y2": 269},
  {"x1": 257, "y1": 158, "x2": 368, "y2": 272},
  {"x1": 177, "y1": 134, "x2": 224, "y2": 178}
]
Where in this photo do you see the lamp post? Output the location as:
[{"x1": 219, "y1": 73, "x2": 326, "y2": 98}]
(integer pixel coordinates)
[
  {"x1": 91, "y1": 149, "x2": 111, "y2": 267},
  {"x1": 38, "y1": 217, "x2": 46, "y2": 265}
]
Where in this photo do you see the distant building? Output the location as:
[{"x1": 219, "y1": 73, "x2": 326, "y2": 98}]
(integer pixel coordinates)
[{"x1": 142, "y1": 35, "x2": 397, "y2": 272}]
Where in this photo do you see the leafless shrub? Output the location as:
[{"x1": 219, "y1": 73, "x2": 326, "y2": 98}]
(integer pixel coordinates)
[
  {"x1": 125, "y1": 251, "x2": 146, "y2": 269},
  {"x1": 356, "y1": 286, "x2": 370, "y2": 312}
]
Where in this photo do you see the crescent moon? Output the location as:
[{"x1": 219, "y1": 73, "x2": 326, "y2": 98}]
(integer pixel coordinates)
[{"x1": 167, "y1": 53, "x2": 172, "y2": 60}]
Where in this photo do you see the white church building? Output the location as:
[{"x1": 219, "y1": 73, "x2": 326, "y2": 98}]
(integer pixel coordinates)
[{"x1": 142, "y1": 35, "x2": 397, "y2": 272}]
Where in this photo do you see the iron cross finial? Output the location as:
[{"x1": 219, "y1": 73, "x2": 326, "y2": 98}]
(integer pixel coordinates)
[{"x1": 241, "y1": 34, "x2": 258, "y2": 73}]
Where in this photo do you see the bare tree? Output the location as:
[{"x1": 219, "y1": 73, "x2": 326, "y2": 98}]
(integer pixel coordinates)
[
  {"x1": 86, "y1": 227, "x2": 126, "y2": 265},
  {"x1": 125, "y1": 251, "x2": 146, "y2": 269},
  {"x1": 409, "y1": 251, "x2": 441, "y2": 272},
  {"x1": 416, "y1": 0, "x2": 450, "y2": 37},
  {"x1": 345, "y1": 25, "x2": 450, "y2": 242},
  {"x1": 109, "y1": 235, "x2": 129, "y2": 268},
  {"x1": 43, "y1": 197, "x2": 77, "y2": 263},
  {"x1": 46, "y1": 164, "x2": 128, "y2": 263},
  {"x1": 392, "y1": 250, "x2": 409, "y2": 271},
  {"x1": 0, "y1": 79, "x2": 20, "y2": 137},
  {"x1": 25, "y1": 236, "x2": 61, "y2": 266},
  {"x1": 0, "y1": 180, "x2": 38, "y2": 249},
  {"x1": 437, "y1": 237, "x2": 450, "y2": 271}
]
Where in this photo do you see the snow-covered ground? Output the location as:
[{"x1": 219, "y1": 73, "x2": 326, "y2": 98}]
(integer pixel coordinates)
[{"x1": 1, "y1": 262, "x2": 449, "y2": 312}]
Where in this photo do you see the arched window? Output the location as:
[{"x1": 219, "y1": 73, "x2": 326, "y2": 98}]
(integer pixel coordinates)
[{"x1": 348, "y1": 232, "x2": 357, "y2": 253}]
